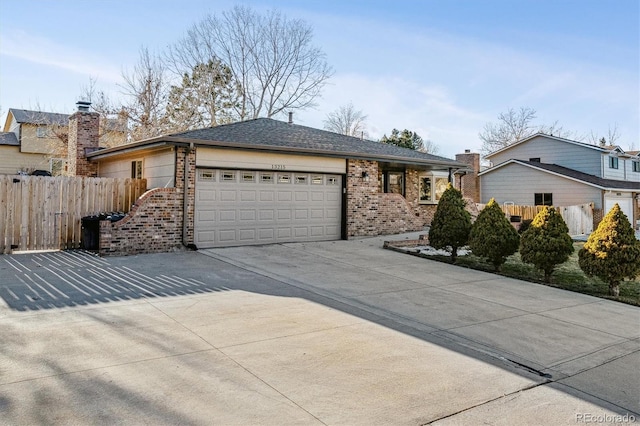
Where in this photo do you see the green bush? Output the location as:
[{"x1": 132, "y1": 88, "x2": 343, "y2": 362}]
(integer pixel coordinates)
[
  {"x1": 469, "y1": 199, "x2": 520, "y2": 271},
  {"x1": 578, "y1": 204, "x2": 640, "y2": 297},
  {"x1": 428, "y1": 184, "x2": 471, "y2": 262},
  {"x1": 520, "y1": 206, "x2": 574, "y2": 283},
  {"x1": 518, "y1": 219, "x2": 533, "y2": 234}
]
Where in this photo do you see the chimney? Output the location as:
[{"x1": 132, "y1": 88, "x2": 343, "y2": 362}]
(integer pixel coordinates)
[
  {"x1": 67, "y1": 101, "x2": 99, "y2": 177},
  {"x1": 455, "y1": 150, "x2": 481, "y2": 203},
  {"x1": 288, "y1": 111, "x2": 293, "y2": 125}
]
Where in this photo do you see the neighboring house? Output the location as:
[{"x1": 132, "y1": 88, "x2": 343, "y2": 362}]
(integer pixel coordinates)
[
  {"x1": 0, "y1": 108, "x2": 126, "y2": 175},
  {"x1": 480, "y1": 133, "x2": 640, "y2": 228},
  {"x1": 75, "y1": 110, "x2": 467, "y2": 249},
  {"x1": 0, "y1": 109, "x2": 68, "y2": 174}
]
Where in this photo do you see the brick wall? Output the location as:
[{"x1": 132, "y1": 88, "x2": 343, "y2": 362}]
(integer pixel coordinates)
[
  {"x1": 347, "y1": 159, "x2": 425, "y2": 237},
  {"x1": 175, "y1": 146, "x2": 196, "y2": 245},
  {"x1": 68, "y1": 111, "x2": 99, "y2": 177},
  {"x1": 455, "y1": 151, "x2": 480, "y2": 203},
  {"x1": 99, "y1": 188, "x2": 183, "y2": 256},
  {"x1": 404, "y1": 169, "x2": 438, "y2": 225}
]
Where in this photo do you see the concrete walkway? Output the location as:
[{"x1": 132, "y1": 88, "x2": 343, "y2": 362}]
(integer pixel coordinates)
[{"x1": 0, "y1": 234, "x2": 638, "y2": 425}]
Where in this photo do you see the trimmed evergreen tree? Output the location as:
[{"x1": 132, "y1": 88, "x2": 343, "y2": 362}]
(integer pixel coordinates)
[
  {"x1": 428, "y1": 184, "x2": 471, "y2": 262},
  {"x1": 469, "y1": 199, "x2": 520, "y2": 271},
  {"x1": 578, "y1": 204, "x2": 640, "y2": 297},
  {"x1": 520, "y1": 206, "x2": 574, "y2": 283}
]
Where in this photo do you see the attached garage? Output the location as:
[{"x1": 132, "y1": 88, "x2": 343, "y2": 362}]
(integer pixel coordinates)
[
  {"x1": 194, "y1": 169, "x2": 342, "y2": 247},
  {"x1": 604, "y1": 194, "x2": 634, "y2": 223}
]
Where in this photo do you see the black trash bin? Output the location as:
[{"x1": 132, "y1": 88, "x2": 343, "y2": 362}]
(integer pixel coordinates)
[
  {"x1": 510, "y1": 215, "x2": 522, "y2": 223},
  {"x1": 81, "y1": 215, "x2": 101, "y2": 250}
]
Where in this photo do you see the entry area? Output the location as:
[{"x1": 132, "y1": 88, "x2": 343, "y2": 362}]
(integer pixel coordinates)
[{"x1": 194, "y1": 169, "x2": 343, "y2": 248}]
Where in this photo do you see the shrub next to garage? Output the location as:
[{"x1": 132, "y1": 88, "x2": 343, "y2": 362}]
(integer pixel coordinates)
[{"x1": 428, "y1": 184, "x2": 471, "y2": 262}]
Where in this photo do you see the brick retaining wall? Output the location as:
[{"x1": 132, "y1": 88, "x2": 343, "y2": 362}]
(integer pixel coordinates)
[{"x1": 99, "y1": 188, "x2": 183, "y2": 256}]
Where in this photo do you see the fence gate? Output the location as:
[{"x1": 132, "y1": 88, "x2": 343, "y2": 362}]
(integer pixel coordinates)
[
  {"x1": 0, "y1": 176, "x2": 146, "y2": 254},
  {"x1": 560, "y1": 203, "x2": 593, "y2": 236}
]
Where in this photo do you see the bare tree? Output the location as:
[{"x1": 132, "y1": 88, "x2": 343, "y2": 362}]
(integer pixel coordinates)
[
  {"x1": 166, "y1": 5, "x2": 333, "y2": 120},
  {"x1": 323, "y1": 103, "x2": 367, "y2": 137},
  {"x1": 586, "y1": 124, "x2": 621, "y2": 147},
  {"x1": 120, "y1": 47, "x2": 169, "y2": 141},
  {"x1": 80, "y1": 78, "x2": 128, "y2": 148},
  {"x1": 479, "y1": 107, "x2": 573, "y2": 155},
  {"x1": 421, "y1": 139, "x2": 440, "y2": 155}
]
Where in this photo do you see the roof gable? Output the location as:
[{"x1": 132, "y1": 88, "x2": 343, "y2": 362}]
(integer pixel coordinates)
[
  {"x1": 480, "y1": 159, "x2": 640, "y2": 191},
  {"x1": 485, "y1": 133, "x2": 610, "y2": 158}
]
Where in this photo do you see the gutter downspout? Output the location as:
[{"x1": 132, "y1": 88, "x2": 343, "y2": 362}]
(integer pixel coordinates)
[{"x1": 182, "y1": 143, "x2": 194, "y2": 248}]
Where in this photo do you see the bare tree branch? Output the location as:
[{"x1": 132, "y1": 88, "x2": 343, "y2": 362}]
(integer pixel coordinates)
[
  {"x1": 323, "y1": 103, "x2": 368, "y2": 137},
  {"x1": 166, "y1": 6, "x2": 333, "y2": 121}
]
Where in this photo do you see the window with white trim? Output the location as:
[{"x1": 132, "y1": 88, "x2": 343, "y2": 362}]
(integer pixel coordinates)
[
  {"x1": 609, "y1": 156, "x2": 619, "y2": 169},
  {"x1": 419, "y1": 172, "x2": 449, "y2": 204}
]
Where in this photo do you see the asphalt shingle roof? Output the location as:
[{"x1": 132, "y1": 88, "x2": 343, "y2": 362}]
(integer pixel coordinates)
[
  {"x1": 517, "y1": 160, "x2": 640, "y2": 190},
  {"x1": 9, "y1": 109, "x2": 69, "y2": 126},
  {"x1": 171, "y1": 118, "x2": 462, "y2": 166},
  {"x1": 0, "y1": 132, "x2": 19, "y2": 146}
]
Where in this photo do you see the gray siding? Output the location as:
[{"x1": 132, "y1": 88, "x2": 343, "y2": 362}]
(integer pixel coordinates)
[
  {"x1": 489, "y1": 136, "x2": 602, "y2": 176},
  {"x1": 481, "y1": 162, "x2": 603, "y2": 208}
]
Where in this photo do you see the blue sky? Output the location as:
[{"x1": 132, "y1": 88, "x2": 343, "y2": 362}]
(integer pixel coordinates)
[{"x1": 1, "y1": 0, "x2": 638, "y2": 158}]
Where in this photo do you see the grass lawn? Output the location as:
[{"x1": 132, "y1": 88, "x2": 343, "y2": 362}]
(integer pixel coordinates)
[{"x1": 415, "y1": 242, "x2": 640, "y2": 306}]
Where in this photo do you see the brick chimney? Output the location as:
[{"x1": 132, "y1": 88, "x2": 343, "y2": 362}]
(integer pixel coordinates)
[
  {"x1": 455, "y1": 149, "x2": 480, "y2": 203},
  {"x1": 68, "y1": 101, "x2": 99, "y2": 177}
]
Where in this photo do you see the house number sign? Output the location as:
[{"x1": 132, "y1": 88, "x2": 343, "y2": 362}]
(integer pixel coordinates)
[{"x1": 272, "y1": 164, "x2": 286, "y2": 170}]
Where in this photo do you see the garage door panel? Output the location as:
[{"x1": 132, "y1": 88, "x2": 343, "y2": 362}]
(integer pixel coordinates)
[
  {"x1": 294, "y1": 227, "x2": 308, "y2": 237},
  {"x1": 259, "y1": 210, "x2": 275, "y2": 221},
  {"x1": 239, "y1": 210, "x2": 256, "y2": 221},
  {"x1": 258, "y1": 229, "x2": 275, "y2": 240},
  {"x1": 260, "y1": 191, "x2": 275, "y2": 201},
  {"x1": 277, "y1": 228, "x2": 292, "y2": 238},
  {"x1": 218, "y1": 230, "x2": 237, "y2": 242},
  {"x1": 295, "y1": 191, "x2": 309, "y2": 201},
  {"x1": 195, "y1": 169, "x2": 342, "y2": 247},
  {"x1": 240, "y1": 191, "x2": 256, "y2": 201},
  {"x1": 220, "y1": 191, "x2": 236, "y2": 201},
  {"x1": 239, "y1": 229, "x2": 256, "y2": 241},
  {"x1": 198, "y1": 189, "x2": 216, "y2": 202},
  {"x1": 278, "y1": 210, "x2": 292, "y2": 220}
]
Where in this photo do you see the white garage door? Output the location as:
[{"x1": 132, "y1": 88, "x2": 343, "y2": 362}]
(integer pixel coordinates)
[
  {"x1": 604, "y1": 197, "x2": 633, "y2": 224},
  {"x1": 195, "y1": 169, "x2": 342, "y2": 248}
]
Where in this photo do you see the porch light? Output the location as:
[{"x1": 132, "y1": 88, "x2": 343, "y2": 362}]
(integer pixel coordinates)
[{"x1": 361, "y1": 171, "x2": 370, "y2": 182}]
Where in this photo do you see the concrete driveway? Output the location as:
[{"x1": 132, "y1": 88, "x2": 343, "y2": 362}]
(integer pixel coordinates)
[{"x1": 0, "y1": 233, "x2": 638, "y2": 425}]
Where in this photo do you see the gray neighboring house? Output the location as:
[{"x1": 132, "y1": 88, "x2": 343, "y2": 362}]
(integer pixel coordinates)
[{"x1": 480, "y1": 133, "x2": 640, "y2": 228}]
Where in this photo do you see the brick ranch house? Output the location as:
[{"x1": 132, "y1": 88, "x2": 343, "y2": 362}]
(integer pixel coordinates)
[{"x1": 67, "y1": 106, "x2": 476, "y2": 255}]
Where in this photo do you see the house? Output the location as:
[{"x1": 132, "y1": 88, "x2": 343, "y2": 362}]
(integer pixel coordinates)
[
  {"x1": 480, "y1": 133, "x2": 640, "y2": 229},
  {"x1": 0, "y1": 109, "x2": 69, "y2": 174},
  {"x1": 60, "y1": 105, "x2": 468, "y2": 251},
  {"x1": 0, "y1": 107, "x2": 126, "y2": 175}
]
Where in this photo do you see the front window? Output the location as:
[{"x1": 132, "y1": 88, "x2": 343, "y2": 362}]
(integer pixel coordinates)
[
  {"x1": 419, "y1": 173, "x2": 448, "y2": 204},
  {"x1": 131, "y1": 160, "x2": 143, "y2": 179},
  {"x1": 609, "y1": 156, "x2": 619, "y2": 169},
  {"x1": 385, "y1": 171, "x2": 404, "y2": 196},
  {"x1": 534, "y1": 193, "x2": 553, "y2": 206},
  {"x1": 633, "y1": 161, "x2": 640, "y2": 173}
]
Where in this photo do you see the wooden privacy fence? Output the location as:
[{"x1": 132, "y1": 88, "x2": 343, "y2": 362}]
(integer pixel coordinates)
[
  {"x1": 476, "y1": 203, "x2": 594, "y2": 236},
  {"x1": 0, "y1": 176, "x2": 147, "y2": 254}
]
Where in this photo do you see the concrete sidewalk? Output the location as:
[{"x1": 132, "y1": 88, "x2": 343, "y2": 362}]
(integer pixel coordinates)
[{"x1": 0, "y1": 235, "x2": 638, "y2": 425}]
